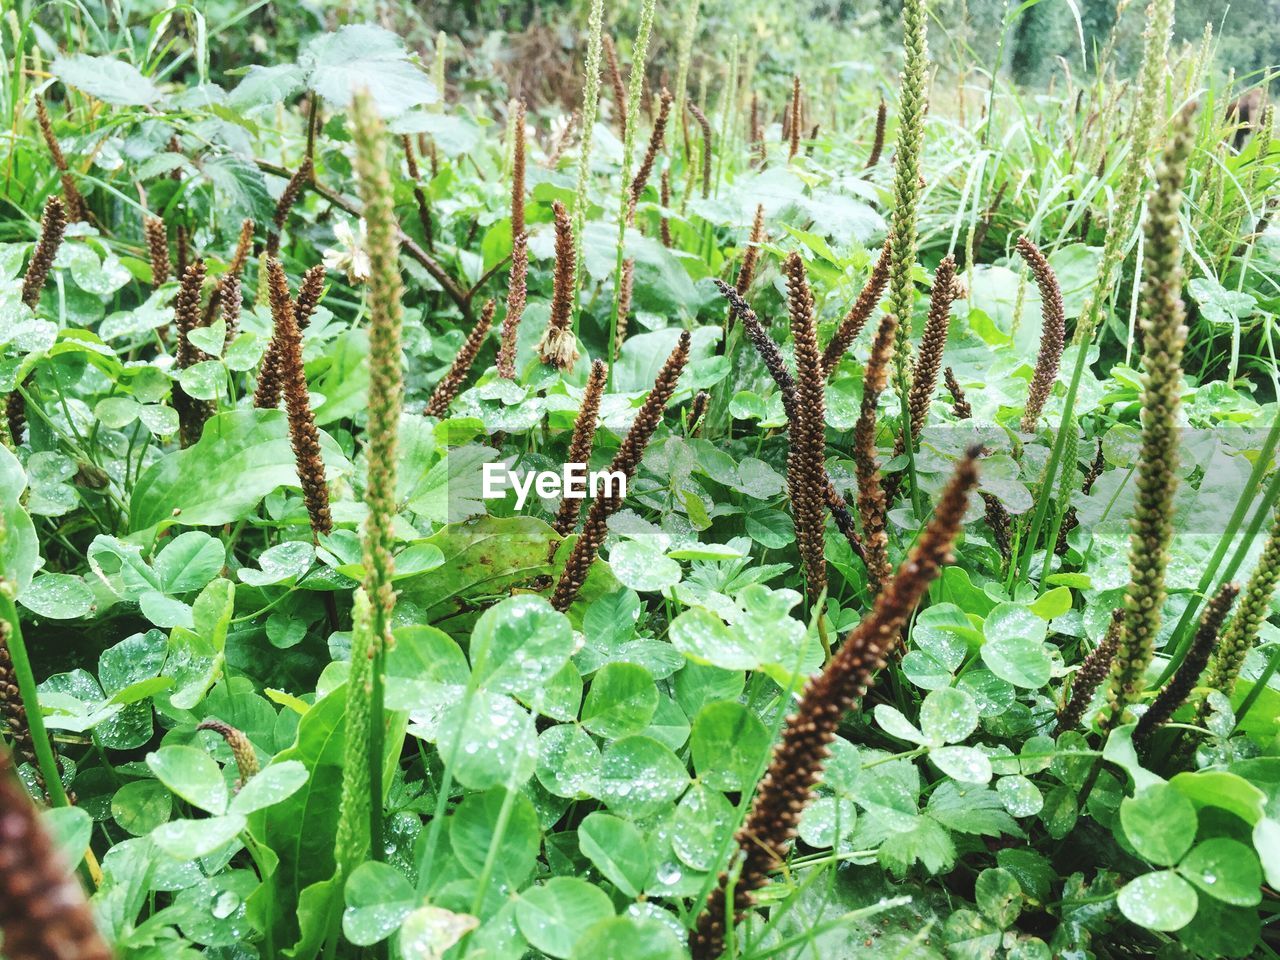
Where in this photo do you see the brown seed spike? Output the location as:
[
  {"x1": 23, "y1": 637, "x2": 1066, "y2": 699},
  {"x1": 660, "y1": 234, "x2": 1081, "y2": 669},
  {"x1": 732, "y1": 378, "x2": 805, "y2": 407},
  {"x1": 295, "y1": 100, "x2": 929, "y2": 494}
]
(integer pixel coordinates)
[
  {"x1": 788, "y1": 75, "x2": 803, "y2": 161},
  {"x1": 510, "y1": 100, "x2": 527, "y2": 241},
  {"x1": 293, "y1": 264, "x2": 326, "y2": 331},
  {"x1": 603, "y1": 34, "x2": 627, "y2": 139},
  {"x1": 174, "y1": 259, "x2": 209, "y2": 370},
  {"x1": 1135, "y1": 582, "x2": 1239, "y2": 747},
  {"x1": 425, "y1": 299, "x2": 496, "y2": 417},
  {"x1": 538, "y1": 201, "x2": 580, "y2": 371},
  {"x1": 688, "y1": 99, "x2": 713, "y2": 198},
  {"x1": 35, "y1": 97, "x2": 87, "y2": 222},
  {"x1": 821, "y1": 238, "x2": 891, "y2": 378},
  {"x1": 689, "y1": 450, "x2": 980, "y2": 960},
  {"x1": 0, "y1": 746, "x2": 112, "y2": 960},
  {"x1": 785, "y1": 254, "x2": 828, "y2": 604},
  {"x1": 21, "y1": 196, "x2": 67, "y2": 310},
  {"x1": 1056, "y1": 609, "x2": 1124, "y2": 736},
  {"x1": 553, "y1": 359, "x2": 609, "y2": 536},
  {"x1": 944, "y1": 366, "x2": 972, "y2": 419},
  {"x1": 263, "y1": 259, "x2": 332, "y2": 537},
  {"x1": 145, "y1": 215, "x2": 170, "y2": 287},
  {"x1": 659, "y1": 169, "x2": 674, "y2": 248},
  {"x1": 267, "y1": 157, "x2": 314, "y2": 257},
  {"x1": 403, "y1": 135, "x2": 435, "y2": 250},
  {"x1": 735, "y1": 204, "x2": 767, "y2": 299},
  {"x1": 551, "y1": 333, "x2": 690, "y2": 612},
  {"x1": 219, "y1": 273, "x2": 242, "y2": 348},
  {"x1": 905, "y1": 255, "x2": 958, "y2": 439},
  {"x1": 866, "y1": 98, "x2": 887, "y2": 169},
  {"x1": 1016, "y1": 236, "x2": 1066, "y2": 433},
  {"x1": 854, "y1": 312, "x2": 898, "y2": 592},
  {"x1": 197, "y1": 718, "x2": 260, "y2": 788},
  {"x1": 629, "y1": 89, "x2": 674, "y2": 212},
  {"x1": 498, "y1": 231, "x2": 529, "y2": 379},
  {"x1": 228, "y1": 218, "x2": 256, "y2": 280}
]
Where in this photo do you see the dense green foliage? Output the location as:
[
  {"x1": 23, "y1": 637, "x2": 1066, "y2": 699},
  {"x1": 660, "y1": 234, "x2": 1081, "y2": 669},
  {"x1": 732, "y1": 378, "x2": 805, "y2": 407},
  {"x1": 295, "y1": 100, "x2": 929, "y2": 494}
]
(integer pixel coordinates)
[{"x1": 1, "y1": 1, "x2": 1279, "y2": 959}]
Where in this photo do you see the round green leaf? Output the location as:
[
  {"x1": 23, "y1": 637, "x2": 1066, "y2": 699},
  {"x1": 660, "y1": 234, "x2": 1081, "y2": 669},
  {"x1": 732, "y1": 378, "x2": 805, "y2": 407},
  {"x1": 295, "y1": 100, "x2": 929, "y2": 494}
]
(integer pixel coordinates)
[
  {"x1": 1179, "y1": 838, "x2": 1262, "y2": 906},
  {"x1": 146, "y1": 745, "x2": 229, "y2": 815},
  {"x1": 437, "y1": 691, "x2": 536, "y2": 790},
  {"x1": 919, "y1": 686, "x2": 979, "y2": 744},
  {"x1": 111, "y1": 780, "x2": 173, "y2": 836},
  {"x1": 536, "y1": 724, "x2": 602, "y2": 799},
  {"x1": 582, "y1": 662, "x2": 659, "y2": 739},
  {"x1": 608, "y1": 540, "x2": 682, "y2": 592},
  {"x1": 1120, "y1": 783, "x2": 1198, "y2": 866},
  {"x1": 448, "y1": 788, "x2": 540, "y2": 887},
  {"x1": 982, "y1": 634, "x2": 1053, "y2": 689},
  {"x1": 577, "y1": 812, "x2": 652, "y2": 897},
  {"x1": 342, "y1": 861, "x2": 416, "y2": 946},
  {"x1": 975, "y1": 867, "x2": 1023, "y2": 928},
  {"x1": 570, "y1": 915, "x2": 684, "y2": 960},
  {"x1": 18, "y1": 573, "x2": 94, "y2": 619},
  {"x1": 515, "y1": 878, "x2": 614, "y2": 959},
  {"x1": 1117, "y1": 870, "x2": 1198, "y2": 931},
  {"x1": 469, "y1": 594, "x2": 575, "y2": 694},
  {"x1": 599, "y1": 736, "x2": 688, "y2": 818},
  {"x1": 690, "y1": 700, "x2": 770, "y2": 792}
]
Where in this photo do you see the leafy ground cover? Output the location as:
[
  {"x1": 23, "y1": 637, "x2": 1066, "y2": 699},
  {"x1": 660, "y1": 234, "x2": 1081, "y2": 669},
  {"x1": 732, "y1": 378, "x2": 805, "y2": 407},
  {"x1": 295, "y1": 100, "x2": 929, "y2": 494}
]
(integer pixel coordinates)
[{"x1": 1, "y1": 1, "x2": 1279, "y2": 958}]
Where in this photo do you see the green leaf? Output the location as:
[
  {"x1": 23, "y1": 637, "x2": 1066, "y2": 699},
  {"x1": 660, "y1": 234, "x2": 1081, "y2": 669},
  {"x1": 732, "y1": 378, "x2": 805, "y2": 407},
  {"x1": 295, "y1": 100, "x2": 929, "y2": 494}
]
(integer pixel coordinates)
[
  {"x1": 975, "y1": 867, "x2": 1022, "y2": 928},
  {"x1": 570, "y1": 915, "x2": 685, "y2": 960},
  {"x1": 1178, "y1": 838, "x2": 1262, "y2": 906},
  {"x1": 130, "y1": 410, "x2": 351, "y2": 532},
  {"x1": 229, "y1": 761, "x2": 308, "y2": 816},
  {"x1": 536, "y1": 724, "x2": 602, "y2": 799},
  {"x1": 153, "y1": 531, "x2": 225, "y2": 594},
  {"x1": 1028, "y1": 586, "x2": 1072, "y2": 620},
  {"x1": 42, "y1": 806, "x2": 92, "y2": 867},
  {"x1": 437, "y1": 691, "x2": 536, "y2": 790},
  {"x1": 1116, "y1": 870, "x2": 1198, "y2": 931},
  {"x1": 300, "y1": 25, "x2": 438, "y2": 117},
  {"x1": 515, "y1": 878, "x2": 614, "y2": 959},
  {"x1": 342, "y1": 861, "x2": 417, "y2": 946},
  {"x1": 1120, "y1": 783, "x2": 1198, "y2": 866},
  {"x1": 919, "y1": 686, "x2": 979, "y2": 744},
  {"x1": 690, "y1": 700, "x2": 770, "y2": 792},
  {"x1": 397, "y1": 906, "x2": 478, "y2": 960},
  {"x1": 146, "y1": 745, "x2": 229, "y2": 815},
  {"x1": 577, "y1": 812, "x2": 652, "y2": 897},
  {"x1": 151, "y1": 814, "x2": 245, "y2": 859},
  {"x1": 608, "y1": 540, "x2": 682, "y2": 592},
  {"x1": 17, "y1": 573, "x2": 94, "y2": 619},
  {"x1": 0, "y1": 445, "x2": 38, "y2": 593},
  {"x1": 53, "y1": 54, "x2": 161, "y2": 105},
  {"x1": 469, "y1": 594, "x2": 575, "y2": 694},
  {"x1": 111, "y1": 780, "x2": 172, "y2": 836},
  {"x1": 582, "y1": 663, "x2": 659, "y2": 739},
  {"x1": 448, "y1": 788, "x2": 540, "y2": 887},
  {"x1": 599, "y1": 736, "x2": 688, "y2": 818}
]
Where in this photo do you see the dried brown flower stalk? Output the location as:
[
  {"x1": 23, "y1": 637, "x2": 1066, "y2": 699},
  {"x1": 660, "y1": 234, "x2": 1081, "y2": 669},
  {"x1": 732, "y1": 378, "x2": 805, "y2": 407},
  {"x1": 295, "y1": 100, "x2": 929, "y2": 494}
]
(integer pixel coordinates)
[
  {"x1": 498, "y1": 231, "x2": 529, "y2": 379},
  {"x1": 552, "y1": 359, "x2": 609, "y2": 536},
  {"x1": 865, "y1": 98, "x2": 887, "y2": 169},
  {"x1": 904, "y1": 254, "x2": 957, "y2": 440},
  {"x1": 1055, "y1": 609, "x2": 1123, "y2": 735},
  {"x1": 196, "y1": 718, "x2": 260, "y2": 787},
  {"x1": 820, "y1": 238, "x2": 891, "y2": 378},
  {"x1": 10, "y1": 193, "x2": 68, "y2": 439},
  {"x1": 788, "y1": 75, "x2": 802, "y2": 161},
  {"x1": 614, "y1": 258, "x2": 635, "y2": 360},
  {"x1": 538, "y1": 201, "x2": 580, "y2": 370},
  {"x1": 229, "y1": 218, "x2": 255, "y2": 279},
  {"x1": 716, "y1": 281, "x2": 868, "y2": 568},
  {"x1": 551, "y1": 333, "x2": 690, "y2": 611},
  {"x1": 785, "y1": 254, "x2": 828, "y2": 603},
  {"x1": 509, "y1": 102, "x2": 527, "y2": 240},
  {"x1": 0, "y1": 746, "x2": 111, "y2": 960},
  {"x1": 402, "y1": 135, "x2": 435, "y2": 251},
  {"x1": 1134, "y1": 583, "x2": 1238, "y2": 747},
  {"x1": 603, "y1": 34, "x2": 627, "y2": 138},
  {"x1": 21, "y1": 196, "x2": 66, "y2": 310},
  {"x1": 688, "y1": 99, "x2": 713, "y2": 198},
  {"x1": 145, "y1": 215, "x2": 170, "y2": 287},
  {"x1": 688, "y1": 390, "x2": 709, "y2": 436},
  {"x1": 263, "y1": 259, "x2": 332, "y2": 536},
  {"x1": 172, "y1": 260, "x2": 212, "y2": 448},
  {"x1": 293, "y1": 264, "x2": 326, "y2": 331},
  {"x1": 629, "y1": 89, "x2": 673, "y2": 211},
  {"x1": 35, "y1": 97, "x2": 87, "y2": 222},
  {"x1": 690, "y1": 449, "x2": 979, "y2": 959},
  {"x1": 425, "y1": 299, "x2": 496, "y2": 417},
  {"x1": 944, "y1": 367, "x2": 971, "y2": 419},
  {"x1": 735, "y1": 204, "x2": 766, "y2": 298},
  {"x1": 219, "y1": 273, "x2": 242, "y2": 347},
  {"x1": 267, "y1": 157, "x2": 314, "y2": 257},
  {"x1": 1016, "y1": 237, "x2": 1066, "y2": 432},
  {"x1": 659, "y1": 169, "x2": 674, "y2": 247},
  {"x1": 854, "y1": 312, "x2": 898, "y2": 591}
]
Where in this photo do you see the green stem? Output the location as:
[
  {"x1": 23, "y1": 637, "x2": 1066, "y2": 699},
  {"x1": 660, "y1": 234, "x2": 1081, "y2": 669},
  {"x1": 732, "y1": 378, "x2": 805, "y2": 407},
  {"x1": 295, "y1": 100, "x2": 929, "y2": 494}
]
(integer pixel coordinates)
[
  {"x1": 368, "y1": 642, "x2": 385, "y2": 861},
  {"x1": 0, "y1": 588, "x2": 69, "y2": 807},
  {"x1": 1233, "y1": 642, "x2": 1280, "y2": 732},
  {"x1": 468, "y1": 784, "x2": 518, "y2": 916}
]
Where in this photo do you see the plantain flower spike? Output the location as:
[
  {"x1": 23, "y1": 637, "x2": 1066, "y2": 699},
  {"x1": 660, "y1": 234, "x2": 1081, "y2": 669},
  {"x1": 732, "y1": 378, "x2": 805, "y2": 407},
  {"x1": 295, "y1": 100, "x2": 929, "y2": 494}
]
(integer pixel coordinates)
[
  {"x1": 1103, "y1": 103, "x2": 1196, "y2": 728},
  {"x1": 425, "y1": 299, "x2": 496, "y2": 417},
  {"x1": 553, "y1": 359, "x2": 609, "y2": 536},
  {"x1": 538, "y1": 200, "x2": 581, "y2": 371},
  {"x1": 821, "y1": 238, "x2": 892, "y2": 378},
  {"x1": 1056, "y1": 609, "x2": 1124, "y2": 735},
  {"x1": 1016, "y1": 236, "x2": 1066, "y2": 432},
  {"x1": 854, "y1": 313, "x2": 899, "y2": 591},
  {"x1": 690, "y1": 449, "x2": 979, "y2": 960}
]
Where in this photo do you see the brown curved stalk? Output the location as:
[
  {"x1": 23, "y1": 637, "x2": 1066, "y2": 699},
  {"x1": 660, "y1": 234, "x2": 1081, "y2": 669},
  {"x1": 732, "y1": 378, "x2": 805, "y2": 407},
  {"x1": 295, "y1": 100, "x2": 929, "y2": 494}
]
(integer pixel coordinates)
[
  {"x1": 553, "y1": 359, "x2": 609, "y2": 535},
  {"x1": 538, "y1": 201, "x2": 580, "y2": 370},
  {"x1": 854, "y1": 313, "x2": 898, "y2": 591},
  {"x1": 1016, "y1": 237, "x2": 1066, "y2": 432},
  {"x1": 821, "y1": 238, "x2": 891, "y2": 378},
  {"x1": 425, "y1": 299, "x2": 496, "y2": 417}
]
